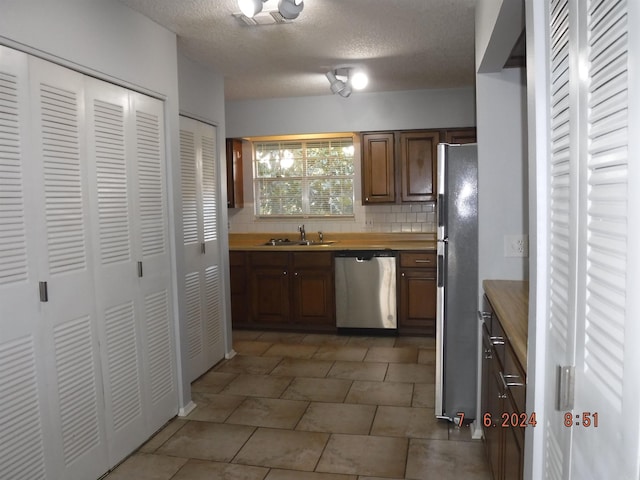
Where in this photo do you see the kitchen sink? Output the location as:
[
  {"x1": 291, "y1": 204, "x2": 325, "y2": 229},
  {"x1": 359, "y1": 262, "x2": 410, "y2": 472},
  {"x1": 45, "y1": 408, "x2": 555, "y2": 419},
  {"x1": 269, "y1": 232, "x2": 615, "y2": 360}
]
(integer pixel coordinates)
[{"x1": 261, "y1": 238, "x2": 336, "y2": 246}]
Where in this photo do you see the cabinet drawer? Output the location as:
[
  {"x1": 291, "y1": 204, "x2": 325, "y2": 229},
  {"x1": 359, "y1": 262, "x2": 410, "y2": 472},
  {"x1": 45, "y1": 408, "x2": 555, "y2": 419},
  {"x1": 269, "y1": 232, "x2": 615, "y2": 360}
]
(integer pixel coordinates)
[
  {"x1": 292, "y1": 251, "x2": 333, "y2": 268},
  {"x1": 399, "y1": 252, "x2": 436, "y2": 268},
  {"x1": 505, "y1": 342, "x2": 526, "y2": 415},
  {"x1": 489, "y1": 312, "x2": 506, "y2": 368}
]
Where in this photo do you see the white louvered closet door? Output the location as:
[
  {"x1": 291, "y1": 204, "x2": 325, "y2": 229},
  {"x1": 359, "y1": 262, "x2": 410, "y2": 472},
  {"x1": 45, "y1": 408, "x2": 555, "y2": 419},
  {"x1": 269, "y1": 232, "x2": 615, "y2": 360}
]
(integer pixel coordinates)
[
  {"x1": 84, "y1": 77, "x2": 149, "y2": 467},
  {"x1": 180, "y1": 116, "x2": 224, "y2": 382},
  {"x1": 0, "y1": 45, "x2": 52, "y2": 480},
  {"x1": 543, "y1": 0, "x2": 638, "y2": 478},
  {"x1": 130, "y1": 92, "x2": 178, "y2": 432},
  {"x1": 28, "y1": 57, "x2": 109, "y2": 480},
  {"x1": 544, "y1": 0, "x2": 578, "y2": 476},
  {"x1": 571, "y1": 0, "x2": 634, "y2": 477}
]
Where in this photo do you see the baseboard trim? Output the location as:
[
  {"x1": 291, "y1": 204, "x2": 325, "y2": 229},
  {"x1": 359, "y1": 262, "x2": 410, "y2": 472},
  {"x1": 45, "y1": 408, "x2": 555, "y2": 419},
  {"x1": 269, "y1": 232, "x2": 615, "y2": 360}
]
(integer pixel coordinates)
[{"x1": 178, "y1": 401, "x2": 197, "y2": 417}]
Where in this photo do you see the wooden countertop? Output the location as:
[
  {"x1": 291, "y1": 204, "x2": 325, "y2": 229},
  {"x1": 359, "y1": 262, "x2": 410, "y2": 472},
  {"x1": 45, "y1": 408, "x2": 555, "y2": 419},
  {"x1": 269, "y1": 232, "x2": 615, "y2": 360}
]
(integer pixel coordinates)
[
  {"x1": 229, "y1": 232, "x2": 437, "y2": 251},
  {"x1": 483, "y1": 280, "x2": 529, "y2": 370}
]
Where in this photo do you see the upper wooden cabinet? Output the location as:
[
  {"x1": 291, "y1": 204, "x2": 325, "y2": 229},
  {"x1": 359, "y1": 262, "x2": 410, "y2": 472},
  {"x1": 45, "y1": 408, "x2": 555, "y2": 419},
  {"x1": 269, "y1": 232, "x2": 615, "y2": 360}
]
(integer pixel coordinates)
[
  {"x1": 225, "y1": 138, "x2": 244, "y2": 208},
  {"x1": 444, "y1": 127, "x2": 477, "y2": 144},
  {"x1": 361, "y1": 132, "x2": 396, "y2": 203},
  {"x1": 399, "y1": 131, "x2": 439, "y2": 202},
  {"x1": 361, "y1": 128, "x2": 474, "y2": 204}
]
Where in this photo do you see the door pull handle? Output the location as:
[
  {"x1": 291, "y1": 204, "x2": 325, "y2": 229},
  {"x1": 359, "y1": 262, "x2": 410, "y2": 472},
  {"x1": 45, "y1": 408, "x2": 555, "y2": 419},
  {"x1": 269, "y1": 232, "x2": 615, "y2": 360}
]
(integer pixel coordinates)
[{"x1": 39, "y1": 281, "x2": 48, "y2": 302}]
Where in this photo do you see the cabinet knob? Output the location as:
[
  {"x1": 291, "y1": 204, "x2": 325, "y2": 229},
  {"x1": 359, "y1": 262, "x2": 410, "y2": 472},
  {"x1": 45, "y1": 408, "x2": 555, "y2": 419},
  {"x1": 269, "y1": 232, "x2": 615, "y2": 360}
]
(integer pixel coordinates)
[
  {"x1": 401, "y1": 272, "x2": 405, "y2": 277},
  {"x1": 294, "y1": 272, "x2": 299, "y2": 276},
  {"x1": 283, "y1": 271, "x2": 287, "y2": 275}
]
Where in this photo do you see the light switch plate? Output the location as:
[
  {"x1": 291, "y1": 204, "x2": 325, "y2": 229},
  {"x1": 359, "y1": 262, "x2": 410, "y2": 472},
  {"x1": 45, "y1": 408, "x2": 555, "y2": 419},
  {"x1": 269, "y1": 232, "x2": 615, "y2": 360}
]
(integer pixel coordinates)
[{"x1": 504, "y1": 234, "x2": 529, "y2": 257}]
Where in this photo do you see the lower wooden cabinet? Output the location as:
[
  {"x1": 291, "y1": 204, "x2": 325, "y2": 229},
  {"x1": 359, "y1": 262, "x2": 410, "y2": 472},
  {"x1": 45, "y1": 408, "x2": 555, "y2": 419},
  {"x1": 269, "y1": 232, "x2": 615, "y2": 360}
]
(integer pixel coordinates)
[
  {"x1": 481, "y1": 296, "x2": 526, "y2": 480},
  {"x1": 231, "y1": 250, "x2": 335, "y2": 330},
  {"x1": 250, "y1": 251, "x2": 290, "y2": 325},
  {"x1": 291, "y1": 252, "x2": 335, "y2": 326},
  {"x1": 398, "y1": 251, "x2": 437, "y2": 335},
  {"x1": 229, "y1": 251, "x2": 249, "y2": 326}
]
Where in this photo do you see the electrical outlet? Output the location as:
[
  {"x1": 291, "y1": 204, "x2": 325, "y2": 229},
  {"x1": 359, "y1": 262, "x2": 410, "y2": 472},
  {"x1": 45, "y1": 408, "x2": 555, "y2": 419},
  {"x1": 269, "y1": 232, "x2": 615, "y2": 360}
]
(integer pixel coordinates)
[{"x1": 504, "y1": 234, "x2": 529, "y2": 258}]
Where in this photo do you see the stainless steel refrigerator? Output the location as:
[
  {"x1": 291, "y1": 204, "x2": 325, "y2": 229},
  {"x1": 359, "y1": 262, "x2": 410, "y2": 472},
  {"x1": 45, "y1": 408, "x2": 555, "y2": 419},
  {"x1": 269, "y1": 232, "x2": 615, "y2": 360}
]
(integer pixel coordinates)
[{"x1": 435, "y1": 143, "x2": 479, "y2": 422}]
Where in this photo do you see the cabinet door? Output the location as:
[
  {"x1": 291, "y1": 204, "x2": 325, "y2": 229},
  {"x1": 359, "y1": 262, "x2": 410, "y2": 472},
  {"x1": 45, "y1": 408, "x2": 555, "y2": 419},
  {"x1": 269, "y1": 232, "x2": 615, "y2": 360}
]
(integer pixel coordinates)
[
  {"x1": 398, "y1": 269, "x2": 437, "y2": 335},
  {"x1": 226, "y1": 138, "x2": 244, "y2": 208},
  {"x1": 250, "y1": 253, "x2": 290, "y2": 325},
  {"x1": 486, "y1": 354, "x2": 504, "y2": 480},
  {"x1": 362, "y1": 132, "x2": 395, "y2": 203},
  {"x1": 291, "y1": 252, "x2": 334, "y2": 327},
  {"x1": 503, "y1": 398, "x2": 525, "y2": 480},
  {"x1": 399, "y1": 131, "x2": 439, "y2": 202},
  {"x1": 229, "y1": 251, "x2": 248, "y2": 327},
  {"x1": 445, "y1": 128, "x2": 477, "y2": 144}
]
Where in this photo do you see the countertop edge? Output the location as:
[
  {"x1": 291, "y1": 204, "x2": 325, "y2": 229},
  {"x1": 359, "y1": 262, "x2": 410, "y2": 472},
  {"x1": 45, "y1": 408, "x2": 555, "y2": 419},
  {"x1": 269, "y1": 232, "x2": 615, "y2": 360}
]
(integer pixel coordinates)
[
  {"x1": 229, "y1": 233, "x2": 437, "y2": 251},
  {"x1": 483, "y1": 279, "x2": 529, "y2": 371}
]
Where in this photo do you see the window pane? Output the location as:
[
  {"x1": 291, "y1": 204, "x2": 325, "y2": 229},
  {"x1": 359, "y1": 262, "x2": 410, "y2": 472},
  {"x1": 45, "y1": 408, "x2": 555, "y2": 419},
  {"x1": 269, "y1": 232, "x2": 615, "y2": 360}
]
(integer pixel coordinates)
[
  {"x1": 255, "y1": 142, "x2": 303, "y2": 178},
  {"x1": 309, "y1": 178, "x2": 354, "y2": 215},
  {"x1": 257, "y1": 179, "x2": 303, "y2": 215}
]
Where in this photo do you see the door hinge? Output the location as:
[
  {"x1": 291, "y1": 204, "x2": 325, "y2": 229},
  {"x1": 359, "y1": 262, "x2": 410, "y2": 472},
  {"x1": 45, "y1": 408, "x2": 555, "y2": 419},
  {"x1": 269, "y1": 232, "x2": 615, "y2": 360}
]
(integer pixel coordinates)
[{"x1": 557, "y1": 365, "x2": 575, "y2": 411}]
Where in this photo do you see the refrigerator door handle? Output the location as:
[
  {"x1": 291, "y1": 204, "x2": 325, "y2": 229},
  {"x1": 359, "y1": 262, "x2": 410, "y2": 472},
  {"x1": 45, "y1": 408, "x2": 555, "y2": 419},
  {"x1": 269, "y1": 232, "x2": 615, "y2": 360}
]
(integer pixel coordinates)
[{"x1": 437, "y1": 254, "x2": 444, "y2": 287}]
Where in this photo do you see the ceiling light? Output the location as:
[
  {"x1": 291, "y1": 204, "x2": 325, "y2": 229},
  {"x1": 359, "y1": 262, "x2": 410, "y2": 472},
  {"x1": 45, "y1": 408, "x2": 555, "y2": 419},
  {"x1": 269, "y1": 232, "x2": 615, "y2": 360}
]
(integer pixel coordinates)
[
  {"x1": 278, "y1": 0, "x2": 304, "y2": 20},
  {"x1": 326, "y1": 68, "x2": 369, "y2": 97},
  {"x1": 351, "y1": 71, "x2": 369, "y2": 90},
  {"x1": 238, "y1": 0, "x2": 266, "y2": 18},
  {"x1": 326, "y1": 71, "x2": 352, "y2": 98}
]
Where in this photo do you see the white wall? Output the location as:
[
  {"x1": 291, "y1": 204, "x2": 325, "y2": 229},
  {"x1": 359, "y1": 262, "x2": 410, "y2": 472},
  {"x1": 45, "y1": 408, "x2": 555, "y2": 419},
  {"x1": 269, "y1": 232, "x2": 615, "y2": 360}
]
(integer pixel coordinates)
[
  {"x1": 226, "y1": 87, "x2": 476, "y2": 137},
  {"x1": 475, "y1": 0, "x2": 525, "y2": 73},
  {"x1": 476, "y1": 68, "x2": 528, "y2": 295},
  {"x1": 0, "y1": 0, "x2": 195, "y2": 410}
]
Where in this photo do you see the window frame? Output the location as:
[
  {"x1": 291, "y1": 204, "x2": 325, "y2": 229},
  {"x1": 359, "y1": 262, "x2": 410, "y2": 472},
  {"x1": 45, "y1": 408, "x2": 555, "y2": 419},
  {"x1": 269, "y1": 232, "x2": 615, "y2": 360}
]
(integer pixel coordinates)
[{"x1": 250, "y1": 133, "x2": 356, "y2": 219}]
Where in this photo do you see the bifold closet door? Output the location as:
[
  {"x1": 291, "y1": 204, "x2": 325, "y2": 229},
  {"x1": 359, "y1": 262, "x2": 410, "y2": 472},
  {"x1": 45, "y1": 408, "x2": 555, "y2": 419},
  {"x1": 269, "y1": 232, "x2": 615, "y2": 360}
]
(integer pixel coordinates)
[
  {"x1": 129, "y1": 91, "x2": 178, "y2": 433},
  {"x1": 29, "y1": 56, "x2": 109, "y2": 480},
  {"x1": 180, "y1": 116, "x2": 224, "y2": 382},
  {"x1": 0, "y1": 45, "x2": 53, "y2": 480},
  {"x1": 0, "y1": 44, "x2": 178, "y2": 479},
  {"x1": 86, "y1": 78, "x2": 178, "y2": 464},
  {"x1": 85, "y1": 77, "x2": 148, "y2": 467}
]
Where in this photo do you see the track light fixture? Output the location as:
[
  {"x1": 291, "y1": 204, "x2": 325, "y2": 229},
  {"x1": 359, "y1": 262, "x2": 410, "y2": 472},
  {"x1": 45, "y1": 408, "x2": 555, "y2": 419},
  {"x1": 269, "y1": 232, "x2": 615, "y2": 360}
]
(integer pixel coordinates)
[
  {"x1": 238, "y1": 0, "x2": 304, "y2": 19},
  {"x1": 326, "y1": 71, "x2": 351, "y2": 97},
  {"x1": 278, "y1": 0, "x2": 304, "y2": 19},
  {"x1": 326, "y1": 68, "x2": 369, "y2": 97}
]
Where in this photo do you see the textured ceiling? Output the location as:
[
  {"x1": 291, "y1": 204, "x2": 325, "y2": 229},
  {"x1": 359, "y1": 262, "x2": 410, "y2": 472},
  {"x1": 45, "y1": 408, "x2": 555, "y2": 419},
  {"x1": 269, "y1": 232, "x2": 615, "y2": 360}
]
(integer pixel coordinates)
[{"x1": 119, "y1": 0, "x2": 477, "y2": 101}]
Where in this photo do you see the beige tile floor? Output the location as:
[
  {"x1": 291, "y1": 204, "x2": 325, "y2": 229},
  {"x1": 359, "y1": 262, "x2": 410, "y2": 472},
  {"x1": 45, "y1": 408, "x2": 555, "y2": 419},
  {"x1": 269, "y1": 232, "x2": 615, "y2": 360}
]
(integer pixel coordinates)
[{"x1": 104, "y1": 330, "x2": 491, "y2": 480}]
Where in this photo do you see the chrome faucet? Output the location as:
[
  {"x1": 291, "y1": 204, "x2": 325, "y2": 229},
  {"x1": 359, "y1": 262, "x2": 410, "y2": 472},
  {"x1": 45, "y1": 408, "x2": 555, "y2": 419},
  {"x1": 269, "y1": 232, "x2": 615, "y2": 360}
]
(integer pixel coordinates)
[
  {"x1": 318, "y1": 231, "x2": 323, "y2": 242},
  {"x1": 298, "y1": 224, "x2": 306, "y2": 241}
]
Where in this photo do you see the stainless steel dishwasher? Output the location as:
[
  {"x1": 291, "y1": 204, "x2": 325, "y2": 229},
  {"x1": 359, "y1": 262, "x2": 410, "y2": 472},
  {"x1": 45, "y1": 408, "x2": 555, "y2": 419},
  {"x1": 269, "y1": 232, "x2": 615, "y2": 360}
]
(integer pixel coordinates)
[{"x1": 334, "y1": 250, "x2": 397, "y2": 332}]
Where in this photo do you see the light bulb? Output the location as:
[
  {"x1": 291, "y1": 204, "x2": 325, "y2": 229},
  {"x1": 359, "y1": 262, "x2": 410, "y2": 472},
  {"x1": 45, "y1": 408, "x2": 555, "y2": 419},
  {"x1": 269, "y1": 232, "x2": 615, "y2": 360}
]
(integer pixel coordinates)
[
  {"x1": 239, "y1": 0, "x2": 262, "y2": 18},
  {"x1": 351, "y1": 71, "x2": 369, "y2": 90}
]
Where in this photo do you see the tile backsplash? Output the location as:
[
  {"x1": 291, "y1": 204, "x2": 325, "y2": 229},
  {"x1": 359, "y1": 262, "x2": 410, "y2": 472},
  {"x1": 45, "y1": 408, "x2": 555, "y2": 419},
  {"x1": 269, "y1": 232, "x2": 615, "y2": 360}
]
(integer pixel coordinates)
[{"x1": 228, "y1": 202, "x2": 436, "y2": 234}]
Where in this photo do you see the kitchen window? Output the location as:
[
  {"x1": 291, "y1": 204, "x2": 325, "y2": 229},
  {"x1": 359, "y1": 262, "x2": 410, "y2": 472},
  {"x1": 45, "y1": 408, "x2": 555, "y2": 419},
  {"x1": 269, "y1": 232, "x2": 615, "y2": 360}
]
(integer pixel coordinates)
[{"x1": 253, "y1": 136, "x2": 355, "y2": 217}]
